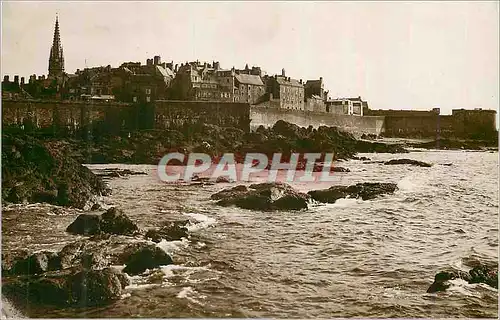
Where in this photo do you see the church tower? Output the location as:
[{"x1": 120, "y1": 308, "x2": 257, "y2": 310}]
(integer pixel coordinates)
[{"x1": 48, "y1": 15, "x2": 65, "y2": 79}]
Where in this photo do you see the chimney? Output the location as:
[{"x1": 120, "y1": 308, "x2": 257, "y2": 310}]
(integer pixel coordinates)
[
  {"x1": 175, "y1": 64, "x2": 178, "y2": 72},
  {"x1": 300, "y1": 79, "x2": 302, "y2": 84},
  {"x1": 147, "y1": 58, "x2": 153, "y2": 66},
  {"x1": 154, "y1": 55, "x2": 161, "y2": 65},
  {"x1": 281, "y1": 68, "x2": 286, "y2": 77},
  {"x1": 3, "y1": 75, "x2": 9, "y2": 83},
  {"x1": 21, "y1": 77, "x2": 25, "y2": 85},
  {"x1": 14, "y1": 75, "x2": 19, "y2": 84},
  {"x1": 320, "y1": 77, "x2": 323, "y2": 81}
]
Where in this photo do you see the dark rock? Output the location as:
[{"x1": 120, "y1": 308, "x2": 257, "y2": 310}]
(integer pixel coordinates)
[
  {"x1": 2, "y1": 267, "x2": 129, "y2": 308},
  {"x1": 66, "y1": 208, "x2": 138, "y2": 236},
  {"x1": 308, "y1": 182, "x2": 398, "y2": 203},
  {"x1": 412, "y1": 138, "x2": 498, "y2": 151},
  {"x1": 145, "y1": 220, "x2": 189, "y2": 243},
  {"x1": 468, "y1": 265, "x2": 498, "y2": 288},
  {"x1": 68, "y1": 268, "x2": 126, "y2": 307},
  {"x1": 384, "y1": 159, "x2": 432, "y2": 167},
  {"x1": 427, "y1": 270, "x2": 471, "y2": 293},
  {"x1": 352, "y1": 156, "x2": 371, "y2": 161},
  {"x1": 211, "y1": 185, "x2": 248, "y2": 200},
  {"x1": 6, "y1": 251, "x2": 61, "y2": 275},
  {"x1": 215, "y1": 176, "x2": 232, "y2": 183},
  {"x1": 331, "y1": 166, "x2": 350, "y2": 172},
  {"x1": 427, "y1": 264, "x2": 498, "y2": 293},
  {"x1": 212, "y1": 182, "x2": 310, "y2": 211},
  {"x1": 100, "y1": 207, "x2": 139, "y2": 235},
  {"x1": 1, "y1": 133, "x2": 108, "y2": 209},
  {"x1": 2, "y1": 273, "x2": 70, "y2": 307},
  {"x1": 123, "y1": 244, "x2": 173, "y2": 275},
  {"x1": 66, "y1": 214, "x2": 102, "y2": 235}
]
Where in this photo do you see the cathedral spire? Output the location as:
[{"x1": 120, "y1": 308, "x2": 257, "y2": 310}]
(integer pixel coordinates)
[{"x1": 48, "y1": 15, "x2": 64, "y2": 78}]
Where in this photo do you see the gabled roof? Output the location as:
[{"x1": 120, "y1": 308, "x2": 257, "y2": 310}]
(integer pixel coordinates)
[
  {"x1": 275, "y1": 76, "x2": 303, "y2": 88},
  {"x1": 156, "y1": 65, "x2": 175, "y2": 78},
  {"x1": 235, "y1": 74, "x2": 264, "y2": 86}
]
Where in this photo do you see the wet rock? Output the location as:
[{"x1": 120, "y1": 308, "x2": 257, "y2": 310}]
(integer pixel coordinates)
[
  {"x1": 58, "y1": 239, "x2": 111, "y2": 270},
  {"x1": 5, "y1": 251, "x2": 61, "y2": 275},
  {"x1": 2, "y1": 268, "x2": 128, "y2": 308},
  {"x1": 100, "y1": 207, "x2": 139, "y2": 235},
  {"x1": 308, "y1": 182, "x2": 398, "y2": 203},
  {"x1": 331, "y1": 166, "x2": 350, "y2": 172},
  {"x1": 96, "y1": 168, "x2": 147, "y2": 178},
  {"x1": 1, "y1": 133, "x2": 108, "y2": 209},
  {"x1": 212, "y1": 182, "x2": 310, "y2": 211},
  {"x1": 468, "y1": 265, "x2": 498, "y2": 288},
  {"x1": 427, "y1": 264, "x2": 498, "y2": 293},
  {"x1": 352, "y1": 156, "x2": 371, "y2": 161},
  {"x1": 215, "y1": 176, "x2": 233, "y2": 183},
  {"x1": 123, "y1": 244, "x2": 173, "y2": 275},
  {"x1": 2, "y1": 272, "x2": 71, "y2": 307},
  {"x1": 211, "y1": 185, "x2": 248, "y2": 200},
  {"x1": 2, "y1": 250, "x2": 29, "y2": 274},
  {"x1": 411, "y1": 138, "x2": 498, "y2": 151},
  {"x1": 145, "y1": 220, "x2": 189, "y2": 243},
  {"x1": 68, "y1": 268, "x2": 126, "y2": 307},
  {"x1": 66, "y1": 214, "x2": 102, "y2": 235},
  {"x1": 426, "y1": 270, "x2": 471, "y2": 293},
  {"x1": 66, "y1": 208, "x2": 138, "y2": 236},
  {"x1": 384, "y1": 159, "x2": 432, "y2": 167}
]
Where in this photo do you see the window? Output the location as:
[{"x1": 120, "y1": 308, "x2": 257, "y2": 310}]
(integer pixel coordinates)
[
  {"x1": 146, "y1": 96, "x2": 151, "y2": 102},
  {"x1": 145, "y1": 88, "x2": 151, "y2": 95},
  {"x1": 133, "y1": 96, "x2": 137, "y2": 102}
]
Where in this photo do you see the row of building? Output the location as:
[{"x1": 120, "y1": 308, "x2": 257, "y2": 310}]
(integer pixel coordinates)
[{"x1": 1, "y1": 16, "x2": 368, "y2": 116}]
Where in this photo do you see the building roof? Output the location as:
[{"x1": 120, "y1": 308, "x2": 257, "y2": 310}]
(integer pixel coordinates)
[
  {"x1": 275, "y1": 76, "x2": 303, "y2": 88},
  {"x1": 235, "y1": 74, "x2": 264, "y2": 86},
  {"x1": 311, "y1": 94, "x2": 323, "y2": 100},
  {"x1": 156, "y1": 65, "x2": 175, "y2": 78}
]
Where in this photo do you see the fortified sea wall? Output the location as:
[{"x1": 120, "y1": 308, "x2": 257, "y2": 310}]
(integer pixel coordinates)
[
  {"x1": 1, "y1": 100, "x2": 251, "y2": 135},
  {"x1": 250, "y1": 106, "x2": 385, "y2": 136},
  {"x1": 2, "y1": 99, "x2": 496, "y2": 139}
]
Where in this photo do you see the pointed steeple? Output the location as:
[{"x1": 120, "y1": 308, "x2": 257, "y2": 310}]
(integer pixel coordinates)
[{"x1": 48, "y1": 15, "x2": 65, "y2": 78}]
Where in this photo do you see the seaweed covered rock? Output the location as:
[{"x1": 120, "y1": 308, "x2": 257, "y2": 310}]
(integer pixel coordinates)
[
  {"x1": 1, "y1": 133, "x2": 108, "y2": 209},
  {"x1": 66, "y1": 207, "x2": 138, "y2": 236},
  {"x1": 145, "y1": 220, "x2": 190, "y2": 243},
  {"x1": 2, "y1": 268, "x2": 128, "y2": 308},
  {"x1": 211, "y1": 182, "x2": 310, "y2": 211},
  {"x1": 308, "y1": 182, "x2": 398, "y2": 203},
  {"x1": 427, "y1": 264, "x2": 498, "y2": 293},
  {"x1": 122, "y1": 244, "x2": 173, "y2": 275},
  {"x1": 384, "y1": 159, "x2": 432, "y2": 167}
]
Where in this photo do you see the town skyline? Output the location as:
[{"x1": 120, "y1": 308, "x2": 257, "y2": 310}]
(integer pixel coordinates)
[{"x1": 2, "y1": 1, "x2": 499, "y2": 114}]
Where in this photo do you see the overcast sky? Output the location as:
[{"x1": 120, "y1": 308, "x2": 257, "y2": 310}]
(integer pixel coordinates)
[{"x1": 1, "y1": 1, "x2": 499, "y2": 114}]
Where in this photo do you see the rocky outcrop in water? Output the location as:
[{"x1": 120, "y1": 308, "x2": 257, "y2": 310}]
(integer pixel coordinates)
[
  {"x1": 66, "y1": 207, "x2": 139, "y2": 236},
  {"x1": 411, "y1": 138, "x2": 498, "y2": 151},
  {"x1": 2, "y1": 267, "x2": 129, "y2": 308},
  {"x1": 1, "y1": 133, "x2": 109, "y2": 210},
  {"x1": 211, "y1": 182, "x2": 310, "y2": 211},
  {"x1": 122, "y1": 244, "x2": 173, "y2": 275},
  {"x1": 3, "y1": 120, "x2": 407, "y2": 167},
  {"x1": 427, "y1": 264, "x2": 498, "y2": 293},
  {"x1": 145, "y1": 220, "x2": 190, "y2": 243},
  {"x1": 384, "y1": 159, "x2": 432, "y2": 167},
  {"x1": 308, "y1": 182, "x2": 398, "y2": 203}
]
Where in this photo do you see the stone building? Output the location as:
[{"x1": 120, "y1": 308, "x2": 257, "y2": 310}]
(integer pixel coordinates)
[
  {"x1": 169, "y1": 61, "x2": 266, "y2": 103},
  {"x1": 234, "y1": 73, "x2": 265, "y2": 104},
  {"x1": 326, "y1": 96, "x2": 367, "y2": 116},
  {"x1": 263, "y1": 69, "x2": 305, "y2": 110}
]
